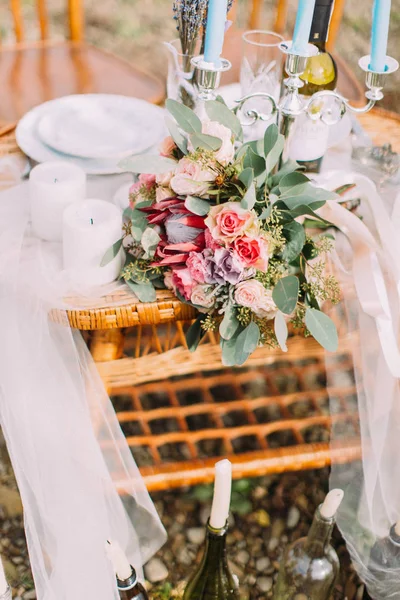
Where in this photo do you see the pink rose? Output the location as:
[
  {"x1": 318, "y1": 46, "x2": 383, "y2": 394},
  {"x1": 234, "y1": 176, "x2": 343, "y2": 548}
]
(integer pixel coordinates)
[
  {"x1": 171, "y1": 267, "x2": 195, "y2": 301},
  {"x1": 160, "y1": 136, "x2": 177, "y2": 157},
  {"x1": 156, "y1": 186, "x2": 174, "y2": 202},
  {"x1": 170, "y1": 158, "x2": 215, "y2": 197},
  {"x1": 187, "y1": 251, "x2": 209, "y2": 283},
  {"x1": 191, "y1": 284, "x2": 215, "y2": 309},
  {"x1": 234, "y1": 279, "x2": 277, "y2": 319},
  {"x1": 232, "y1": 236, "x2": 270, "y2": 271},
  {"x1": 205, "y1": 202, "x2": 259, "y2": 244}
]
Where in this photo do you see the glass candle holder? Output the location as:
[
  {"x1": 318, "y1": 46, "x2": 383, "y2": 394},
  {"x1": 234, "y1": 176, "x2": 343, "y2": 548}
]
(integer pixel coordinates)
[{"x1": 165, "y1": 38, "x2": 202, "y2": 109}]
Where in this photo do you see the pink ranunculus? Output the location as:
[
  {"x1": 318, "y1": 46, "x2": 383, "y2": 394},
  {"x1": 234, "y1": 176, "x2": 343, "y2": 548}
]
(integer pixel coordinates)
[
  {"x1": 156, "y1": 186, "x2": 174, "y2": 202},
  {"x1": 160, "y1": 136, "x2": 177, "y2": 158},
  {"x1": 138, "y1": 173, "x2": 156, "y2": 189},
  {"x1": 170, "y1": 158, "x2": 216, "y2": 197},
  {"x1": 187, "y1": 251, "x2": 209, "y2": 284},
  {"x1": 171, "y1": 267, "x2": 195, "y2": 301},
  {"x1": 234, "y1": 279, "x2": 277, "y2": 319},
  {"x1": 191, "y1": 284, "x2": 215, "y2": 309},
  {"x1": 205, "y1": 202, "x2": 259, "y2": 244},
  {"x1": 232, "y1": 236, "x2": 270, "y2": 272}
]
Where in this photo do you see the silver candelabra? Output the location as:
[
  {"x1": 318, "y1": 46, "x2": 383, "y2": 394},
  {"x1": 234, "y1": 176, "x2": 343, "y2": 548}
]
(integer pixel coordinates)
[{"x1": 191, "y1": 41, "x2": 399, "y2": 161}]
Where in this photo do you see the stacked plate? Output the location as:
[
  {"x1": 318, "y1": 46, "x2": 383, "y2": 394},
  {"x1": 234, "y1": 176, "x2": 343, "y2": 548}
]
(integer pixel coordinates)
[{"x1": 16, "y1": 94, "x2": 167, "y2": 175}]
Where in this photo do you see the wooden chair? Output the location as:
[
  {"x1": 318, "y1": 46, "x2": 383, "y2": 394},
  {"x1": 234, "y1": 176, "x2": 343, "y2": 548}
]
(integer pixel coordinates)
[
  {"x1": 0, "y1": 0, "x2": 164, "y2": 122},
  {"x1": 223, "y1": 0, "x2": 365, "y2": 105}
]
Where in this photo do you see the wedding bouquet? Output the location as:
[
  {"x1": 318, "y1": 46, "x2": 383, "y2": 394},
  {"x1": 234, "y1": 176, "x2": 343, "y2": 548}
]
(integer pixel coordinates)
[{"x1": 108, "y1": 99, "x2": 341, "y2": 366}]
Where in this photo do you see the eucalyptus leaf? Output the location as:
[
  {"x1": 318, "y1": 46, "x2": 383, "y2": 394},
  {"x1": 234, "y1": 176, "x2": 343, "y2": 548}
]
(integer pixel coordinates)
[
  {"x1": 241, "y1": 182, "x2": 256, "y2": 210},
  {"x1": 126, "y1": 280, "x2": 157, "y2": 302},
  {"x1": 186, "y1": 314, "x2": 207, "y2": 352},
  {"x1": 123, "y1": 206, "x2": 135, "y2": 220},
  {"x1": 279, "y1": 171, "x2": 310, "y2": 192},
  {"x1": 274, "y1": 311, "x2": 288, "y2": 352},
  {"x1": 215, "y1": 95, "x2": 227, "y2": 106},
  {"x1": 190, "y1": 132, "x2": 222, "y2": 151},
  {"x1": 258, "y1": 205, "x2": 272, "y2": 221},
  {"x1": 282, "y1": 220, "x2": 306, "y2": 262},
  {"x1": 243, "y1": 148, "x2": 266, "y2": 178},
  {"x1": 205, "y1": 100, "x2": 243, "y2": 139},
  {"x1": 265, "y1": 134, "x2": 284, "y2": 175},
  {"x1": 238, "y1": 167, "x2": 254, "y2": 189},
  {"x1": 221, "y1": 335, "x2": 240, "y2": 367},
  {"x1": 263, "y1": 124, "x2": 279, "y2": 157},
  {"x1": 165, "y1": 99, "x2": 202, "y2": 134},
  {"x1": 141, "y1": 227, "x2": 161, "y2": 257},
  {"x1": 269, "y1": 160, "x2": 300, "y2": 187},
  {"x1": 219, "y1": 304, "x2": 240, "y2": 340},
  {"x1": 272, "y1": 276, "x2": 299, "y2": 314},
  {"x1": 185, "y1": 196, "x2": 211, "y2": 216},
  {"x1": 165, "y1": 115, "x2": 188, "y2": 154},
  {"x1": 305, "y1": 308, "x2": 338, "y2": 352},
  {"x1": 100, "y1": 238, "x2": 123, "y2": 267},
  {"x1": 235, "y1": 322, "x2": 260, "y2": 365},
  {"x1": 119, "y1": 154, "x2": 177, "y2": 174},
  {"x1": 129, "y1": 209, "x2": 148, "y2": 242}
]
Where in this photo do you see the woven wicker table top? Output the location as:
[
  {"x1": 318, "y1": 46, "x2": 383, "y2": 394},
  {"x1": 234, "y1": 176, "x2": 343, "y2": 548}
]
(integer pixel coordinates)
[{"x1": 1, "y1": 107, "x2": 399, "y2": 330}]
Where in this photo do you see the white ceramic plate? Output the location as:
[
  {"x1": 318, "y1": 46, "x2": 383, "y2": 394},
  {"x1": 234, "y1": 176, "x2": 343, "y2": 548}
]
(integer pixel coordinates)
[
  {"x1": 36, "y1": 95, "x2": 166, "y2": 159},
  {"x1": 16, "y1": 96, "x2": 167, "y2": 175}
]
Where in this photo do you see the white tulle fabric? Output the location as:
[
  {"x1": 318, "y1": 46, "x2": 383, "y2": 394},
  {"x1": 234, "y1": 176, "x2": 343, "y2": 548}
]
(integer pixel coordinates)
[
  {"x1": 0, "y1": 160, "x2": 166, "y2": 600},
  {"x1": 316, "y1": 171, "x2": 400, "y2": 599}
]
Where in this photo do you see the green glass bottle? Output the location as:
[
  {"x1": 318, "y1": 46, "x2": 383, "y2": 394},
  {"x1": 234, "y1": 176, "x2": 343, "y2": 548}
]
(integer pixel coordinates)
[
  {"x1": 183, "y1": 521, "x2": 238, "y2": 600},
  {"x1": 288, "y1": 0, "x2": 338, "y2": 173},
  {"x1": 273, "y1": 489, "x2": 343, "y2": 600}
]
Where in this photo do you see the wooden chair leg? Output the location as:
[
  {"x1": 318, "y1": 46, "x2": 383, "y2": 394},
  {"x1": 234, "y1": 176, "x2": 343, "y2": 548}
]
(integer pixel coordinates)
[{"x1": 90, "y1": 328, "x2": 125, "y2": 394}]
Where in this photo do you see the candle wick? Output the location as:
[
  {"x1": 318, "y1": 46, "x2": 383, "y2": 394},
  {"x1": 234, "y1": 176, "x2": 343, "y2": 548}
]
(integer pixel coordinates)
[
  {"x1": 54, "y1": 178, "x2": 58, "y2": 183},
  {"x1": 90, "y1": 218, "x2": 93, "y2": 225}
]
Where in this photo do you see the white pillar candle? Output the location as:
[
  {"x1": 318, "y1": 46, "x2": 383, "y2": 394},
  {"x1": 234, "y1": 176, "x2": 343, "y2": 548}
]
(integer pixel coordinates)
[
  {"x1": 30, "y1": 161, "x2": 86, "y2": 242},
  {"x1": 0, "y1": 555, "x2": 8, "y2": 595},
  {"x1": 105, "y1": 540, "x2": 132, "y2": 581},
  {"x1": 63, "y1": 199, "x2": 123, "y2": 286},
  {"x1": 209, "y1": 459, "x2": 232, "y2": 529}
]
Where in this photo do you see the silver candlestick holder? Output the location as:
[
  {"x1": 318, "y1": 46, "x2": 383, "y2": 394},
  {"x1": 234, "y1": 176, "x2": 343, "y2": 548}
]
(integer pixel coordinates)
[{"x1": 191, "y1": 41, "x2": 399, "y2": 161}]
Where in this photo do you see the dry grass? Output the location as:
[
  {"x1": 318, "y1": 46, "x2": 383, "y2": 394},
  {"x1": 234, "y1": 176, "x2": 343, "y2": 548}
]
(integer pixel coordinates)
[{"x1": 0, "y1": 0, "x2": 399, "y2": 111}]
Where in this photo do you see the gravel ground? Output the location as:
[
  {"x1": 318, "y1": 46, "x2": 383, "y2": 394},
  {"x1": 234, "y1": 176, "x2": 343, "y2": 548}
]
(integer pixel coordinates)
[{"x1": 0, "y1": 434, "x2": 366, "y2": 600}]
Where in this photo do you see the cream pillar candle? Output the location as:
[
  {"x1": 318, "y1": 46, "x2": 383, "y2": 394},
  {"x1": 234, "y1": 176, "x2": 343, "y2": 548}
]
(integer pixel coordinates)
[
  {"x1": 105, "y1": 540, "x2": 132, "y2": 580},
  {"x1": 63, "y1": 199, "x2": 123, "y2": 286},
  {"x1": 30, "y1": 161, "x2": 86, "y2": 242},
  {"x1": 209, "y1": 459, "x2": 232, "y2": 529}
]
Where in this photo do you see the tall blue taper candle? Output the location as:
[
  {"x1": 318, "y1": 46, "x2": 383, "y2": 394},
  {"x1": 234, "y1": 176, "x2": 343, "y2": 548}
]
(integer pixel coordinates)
[
  {"x1": 203, "y1": 0, "x2": 228, "y2": 67},
  {"x1": 292, "y1": 0, "x2": 317, "y2": 55},
  {"x1": 370, "y1": 0, "x2": 391, "y2": 72}
]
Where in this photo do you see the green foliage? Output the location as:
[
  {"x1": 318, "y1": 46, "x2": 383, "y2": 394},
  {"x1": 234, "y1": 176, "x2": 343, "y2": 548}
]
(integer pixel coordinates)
[
  {"x1": 165, "y1": 99, "x2": 202, "y2": 133},
  {"x1": 205, "y1": 100, "x2": 243, "y2": 140},
  {"x1": 165, "y1": 115, "x2": 188, "y2": 155},
  {"x1": 190, "y1": 132, "x2": 222, "y2": 151},
  {"x1": 185, "y1": 196, "x2": 211, "y2": 216},
  {"x1": 305, "y1": 308, "x2": 338, "y2": 352},
  {"x1": 126, "y1": 280, "x2": 157, "y2": 302},
  {"x1": 101, "y1": 238, "x2": 123, "y2": 267},
  {"x1": 272, "y1": 276, "x2": 300, "y2": 314}
]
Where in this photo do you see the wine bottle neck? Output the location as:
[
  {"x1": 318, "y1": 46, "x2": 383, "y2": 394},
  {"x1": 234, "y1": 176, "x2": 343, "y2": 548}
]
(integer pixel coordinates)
[
  {"x1": 309, "y1": 0, "x2": 335, "y2": 49},
  {"x1": 204, "y1": 522, "x2": 228, "y2": 561},
  {"x1": 305, "y1": 507, "x2": 334, "y2": 557}
]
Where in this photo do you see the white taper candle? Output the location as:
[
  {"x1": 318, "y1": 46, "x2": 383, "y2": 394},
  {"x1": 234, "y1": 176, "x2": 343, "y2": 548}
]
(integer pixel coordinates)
[
  {"x1": 209, "y1": 459, "x2": 232, "y2": 529},
  {"x1": 0, "y1": 555, "x2": 8, "y2": 595},
  {"x1": 320, "y1": 489, "x2": 344, "y2": 520},
  {"x1": 105, "y1": 540, "x2": 132, "y2": 581}
]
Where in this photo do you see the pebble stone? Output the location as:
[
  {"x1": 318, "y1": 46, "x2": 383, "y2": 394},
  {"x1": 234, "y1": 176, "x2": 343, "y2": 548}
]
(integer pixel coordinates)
[
  {"x1": 236, "y1": 550, "x2": 250, "y2": 566},
  {"x1": 22, "y1": 591, "x2": 36, "y2": 600},
  {"x1": 144, "y1": 558, "x2": 169, "y2": 583},
  {"x1": 186, "y1": 527, "x2": 205, "y2": 546},
  {"x1": 255, "y1": 556, "x2": 271, "y2": 572},
  {"x1": 287, "y1": 506, "x2": 301, "y2": 529},
  {"x1": 257, "y1": 576, "x2": 273, "y2": 593}
]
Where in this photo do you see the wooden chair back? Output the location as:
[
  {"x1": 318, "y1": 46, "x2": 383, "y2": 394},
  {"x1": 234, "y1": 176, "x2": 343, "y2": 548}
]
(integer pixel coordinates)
[
  {"x1": 247, "y1": 0, "x2": 345, "y2": 51},
  {"x1": 8, "y1": 0, "x2": 84, "y2": 43}
]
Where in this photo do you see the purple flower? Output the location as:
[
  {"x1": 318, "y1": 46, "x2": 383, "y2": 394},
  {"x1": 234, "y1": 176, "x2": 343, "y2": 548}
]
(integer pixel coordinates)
[{"x1": 204, "y1": 248, "x2": 244, "y2": 285}]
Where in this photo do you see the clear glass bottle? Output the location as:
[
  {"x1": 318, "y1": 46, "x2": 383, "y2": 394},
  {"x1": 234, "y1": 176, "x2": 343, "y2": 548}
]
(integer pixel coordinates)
[
  {"x1": 117, "y1": 567, "x2": 149, "y2": 600},
  {"x1": 363, "y1": 522, "x2": 400, "y2": 598},
  {"x1": 273, "y1": 490, "x2": 343, "y2": 600},
  {"x1": 183, "y1": 521, "x2": 238, "y2": 600},
  {"x1": 287, "y1": 0, "x2": 338, "y2": 173}
]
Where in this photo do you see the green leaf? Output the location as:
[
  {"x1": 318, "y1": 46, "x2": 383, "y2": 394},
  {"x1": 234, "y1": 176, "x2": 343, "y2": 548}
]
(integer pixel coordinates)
[
  {"x1": 165, "y1": 115, "x2": 188, "y2": 154},
  {"x1": 282, "y1": 220, "x2": 306, "y2": 262},
  {"x1": 269, "y1": 160, "x2": 300, "y2": 188},
  {"x1": 119, "y1": 154, "x2": 177, "y2": 174},
  {"x1": 190, "y1": 132, "x2": 222, "y2": 151},
  {"x1": 305, "y1": 308, "x2": 339, "y2": 352},
  {"x1": 279, "y1": 171, "x2": 310, "y2": 192},
  {"x1": 129, "y1": 208, "x2": 148, "y2": 242},
  {"x1": 238, "y1": 167, "x2": 254, "y2": 189},
  {"x1": 219, "y1": 304, "x2": 240, "y2": 340},
  {"x1": 264, "y1": 124, "x2": 285, "y2": 174},
  {"x1": 215, "y1": 95, "x2": 227, "y2": 106},
  {"x1": 243, "y1": 147, "x2": 266, "y2": 177},
  {"x1": 126, "y1": 280, "x2": 156, "y2": 302},
  {"x1": 258, "y1": 205, "x2": 272, "y2": 221},
  {"x1": 221, "y1": 336, "x2": 239, "y2": 367},
  {"x1": 241, "y1": 182, "x2": 256, "y2": 210},
  {"x1": 186, "y1": 314, "x2": 207, "y2": 352},
  {"x1": 141, "y1": 227, "x2": 160, "y2": 257},
  {"x1": 274, "y1": 311, "x2": 288, "y2": 352},
  {"x1": 185, "y1": 196, "x2": 211, "y2": 216},
  {"x1": 165, "y1": 99, "x2": 202, "y2": 134},
  {"x1": 264, "y1": 124, "x2": 279, "y2": 157},
  {"x1": 235, "y1": 322, "x2": 260, "y2": 365},
  {"x1": 101, "y1": 238, "x2": 123, "y2": 267},
  {"x1": 205, "y1": 100, "x2": 243, "y2": 139},
  {"x1": 230, "y1": 495, "x2": 252, "y2": 515},
  {"x1": 272, "y1": 276, "x2": 299, "y2": 314}
]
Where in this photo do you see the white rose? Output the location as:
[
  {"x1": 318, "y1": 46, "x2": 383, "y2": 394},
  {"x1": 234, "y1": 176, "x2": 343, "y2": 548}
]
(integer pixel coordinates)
[
  {"x1": 234, "y1": 280, "x2": 277, "y2": 320},
  {"x1": 191, "y1": 284, "x2": 215, "y2": 310},
  {"x1": 201, "y1": 121, "x2": 235, "y2": 166},
  {"x1": 254, "y1": 288, "x2": 278, "y2": 320},
  {"x1": 170, "y1": 158, "x2": 215, "y2": 197},
  {"x1": 156, "y1": 170, "x2": 174, "y2": 186}
]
